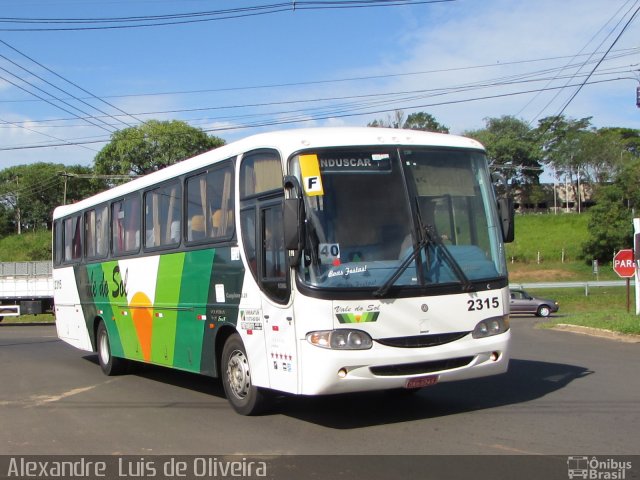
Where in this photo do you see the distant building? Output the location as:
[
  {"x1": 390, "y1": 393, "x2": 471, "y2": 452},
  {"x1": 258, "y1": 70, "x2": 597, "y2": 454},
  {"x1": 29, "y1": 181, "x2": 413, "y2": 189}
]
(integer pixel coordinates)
[{"x1": 513, "y1": 182, "x2": 594, "y2": 213}]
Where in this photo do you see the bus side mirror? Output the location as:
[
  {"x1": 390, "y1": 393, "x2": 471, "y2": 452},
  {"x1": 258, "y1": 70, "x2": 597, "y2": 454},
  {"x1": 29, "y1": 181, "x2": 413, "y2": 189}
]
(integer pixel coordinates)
[
  {"x1": 498, "y1": 197, "x2": 515, "y2": 243},
  {"x1": 283, "y1": 175, "x2": 305, "y2": 267},
  {"x1": 284, "y1": 198, "x2": 302, "y2": 251}
]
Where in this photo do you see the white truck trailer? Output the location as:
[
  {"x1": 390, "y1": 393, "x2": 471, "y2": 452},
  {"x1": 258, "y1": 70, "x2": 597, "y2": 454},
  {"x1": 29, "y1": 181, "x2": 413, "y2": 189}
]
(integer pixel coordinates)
[{"x1": 0, "y1": 262, "x2": 54, "y2": 321}]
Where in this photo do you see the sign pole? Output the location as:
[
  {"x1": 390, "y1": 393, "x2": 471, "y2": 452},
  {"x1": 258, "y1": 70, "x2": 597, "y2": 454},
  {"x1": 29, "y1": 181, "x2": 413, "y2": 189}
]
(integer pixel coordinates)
[
  {"x1": 634, "y1": 218, "x2": 640, "y2": 315},
  {"x1": 626, "y1": 277, "x2": 631, "y2": 313}
]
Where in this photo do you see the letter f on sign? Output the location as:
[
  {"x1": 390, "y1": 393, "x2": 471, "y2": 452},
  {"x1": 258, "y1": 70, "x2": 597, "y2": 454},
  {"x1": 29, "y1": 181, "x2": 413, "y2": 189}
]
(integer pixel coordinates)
[{"x1": 304, "y1": 175, "x2": 324, "y2": 196}]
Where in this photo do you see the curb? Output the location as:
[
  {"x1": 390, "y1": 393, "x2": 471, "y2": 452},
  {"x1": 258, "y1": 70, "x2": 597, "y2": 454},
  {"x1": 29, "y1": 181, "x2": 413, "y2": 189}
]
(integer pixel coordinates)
[{"x1": 552, "y1": 324, "x2": 640, "y2": 343}]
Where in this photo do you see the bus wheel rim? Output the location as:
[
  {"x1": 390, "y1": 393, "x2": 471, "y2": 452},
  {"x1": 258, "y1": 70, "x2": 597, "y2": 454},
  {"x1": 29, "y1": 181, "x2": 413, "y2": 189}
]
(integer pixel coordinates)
[
  {"x1": 227, "y1": 350, "x2": 250, "y2": 400},
  {"x1": 99, "y1": 331, "x2": 110, "y2": 365}
]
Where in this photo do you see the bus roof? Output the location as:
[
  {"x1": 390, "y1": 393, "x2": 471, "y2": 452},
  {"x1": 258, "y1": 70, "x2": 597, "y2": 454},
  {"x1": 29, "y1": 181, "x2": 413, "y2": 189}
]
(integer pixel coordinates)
[{"x1": 53, "y1": 127, "x2": 485, "y2": 219}]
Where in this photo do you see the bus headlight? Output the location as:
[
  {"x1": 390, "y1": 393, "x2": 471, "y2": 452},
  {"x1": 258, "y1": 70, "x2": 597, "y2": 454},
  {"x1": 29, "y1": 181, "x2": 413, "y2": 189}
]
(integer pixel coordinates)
[
  {"x1": 472, "y1": 315, "x2": 510, "y2": 339},
  {"x1": 306, "y1": 330, "x2": 373, "y2": 350}
]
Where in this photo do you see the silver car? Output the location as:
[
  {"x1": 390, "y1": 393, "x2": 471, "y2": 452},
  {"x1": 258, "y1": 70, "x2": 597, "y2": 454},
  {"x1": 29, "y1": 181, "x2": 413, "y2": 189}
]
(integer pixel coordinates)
[{"x1": 509, "y1": 289, "x2": 559, "y2": 317}]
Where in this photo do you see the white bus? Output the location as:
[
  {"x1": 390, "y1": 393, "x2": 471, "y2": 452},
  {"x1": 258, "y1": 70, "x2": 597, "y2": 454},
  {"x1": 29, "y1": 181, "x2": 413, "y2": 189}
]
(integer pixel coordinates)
[{"x1": 53, "y1": 127, "x2": 513, "y2": 415}]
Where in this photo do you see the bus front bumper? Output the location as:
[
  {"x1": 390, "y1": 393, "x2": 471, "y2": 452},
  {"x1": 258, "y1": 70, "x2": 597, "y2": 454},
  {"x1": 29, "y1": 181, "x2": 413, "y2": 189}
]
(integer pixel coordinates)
[{"x1": 297, "y1": 330, "x2": 511, "y2": 395}]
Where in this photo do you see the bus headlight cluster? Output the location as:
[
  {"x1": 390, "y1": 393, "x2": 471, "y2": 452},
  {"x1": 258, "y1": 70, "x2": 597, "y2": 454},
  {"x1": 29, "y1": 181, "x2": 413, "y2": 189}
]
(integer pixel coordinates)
[
  {"x1": 472, "y1": 315, "x2": 510, "y2": 339},
  {"x1": 306, "y1": 330, "x2": 373, "y2": 350}
]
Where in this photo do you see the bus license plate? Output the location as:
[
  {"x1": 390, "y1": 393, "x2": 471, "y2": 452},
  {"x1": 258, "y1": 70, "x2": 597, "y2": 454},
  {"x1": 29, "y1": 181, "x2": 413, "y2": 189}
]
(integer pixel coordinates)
[{"x1": 405, "y1": 375, "x2": 439, "y2": 389}]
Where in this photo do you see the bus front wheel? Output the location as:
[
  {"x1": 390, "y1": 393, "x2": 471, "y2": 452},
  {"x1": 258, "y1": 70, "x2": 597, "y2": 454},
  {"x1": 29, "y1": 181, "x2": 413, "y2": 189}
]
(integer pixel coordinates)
[
  {"x1": 96, "y1": 322, "x2": 126, "y2": 376},
  {"x1": 221, "y1": 333, "x2": 270, "y2": 415}
]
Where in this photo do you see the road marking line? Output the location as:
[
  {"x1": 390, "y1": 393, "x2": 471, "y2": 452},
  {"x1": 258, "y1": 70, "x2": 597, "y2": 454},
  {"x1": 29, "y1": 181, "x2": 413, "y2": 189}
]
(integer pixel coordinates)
[
  {"x1": 478, "y1": 443, "x2": 544, "y2": 455},
  {"x1": 27, "y1": 379, "x2": 116, "y2": 407}
]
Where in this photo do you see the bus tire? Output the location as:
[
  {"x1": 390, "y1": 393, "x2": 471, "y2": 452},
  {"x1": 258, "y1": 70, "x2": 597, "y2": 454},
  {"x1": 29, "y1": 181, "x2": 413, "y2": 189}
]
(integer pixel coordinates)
[
  {"x1": 96, "y1": 321, "x2": 126, "y2": 376},
  {"x1": 221, "y1": 333, "x2": 270, "y2": 415}
]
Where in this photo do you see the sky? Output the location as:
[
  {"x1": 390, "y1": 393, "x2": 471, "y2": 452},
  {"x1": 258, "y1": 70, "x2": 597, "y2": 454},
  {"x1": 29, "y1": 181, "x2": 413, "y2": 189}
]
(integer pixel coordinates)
[{"x1": 0, "y1": 0, "x2": 639, "y2": 173}]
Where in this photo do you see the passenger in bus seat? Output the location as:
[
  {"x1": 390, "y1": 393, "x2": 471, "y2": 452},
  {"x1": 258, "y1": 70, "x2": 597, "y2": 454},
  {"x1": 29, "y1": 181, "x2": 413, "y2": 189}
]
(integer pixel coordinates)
[
  {"x1": 211, "y1": 210, "x2": 223, "y2": 237},
  {"x1": 189, "y1": 215, "x2": 206, "y2": 241}
]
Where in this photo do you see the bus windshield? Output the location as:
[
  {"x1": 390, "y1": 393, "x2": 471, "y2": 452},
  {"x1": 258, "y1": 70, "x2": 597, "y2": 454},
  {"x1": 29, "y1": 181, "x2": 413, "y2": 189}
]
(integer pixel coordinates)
[{"x1": 291, "y1": 147, "x2": 507, "y2": 292}]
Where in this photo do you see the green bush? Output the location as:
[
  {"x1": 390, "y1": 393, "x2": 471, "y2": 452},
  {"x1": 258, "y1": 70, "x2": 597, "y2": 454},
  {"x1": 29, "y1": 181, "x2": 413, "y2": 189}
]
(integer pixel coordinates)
[{"x1": 0, "y1": 230, "x2": 51, "y2": 261}]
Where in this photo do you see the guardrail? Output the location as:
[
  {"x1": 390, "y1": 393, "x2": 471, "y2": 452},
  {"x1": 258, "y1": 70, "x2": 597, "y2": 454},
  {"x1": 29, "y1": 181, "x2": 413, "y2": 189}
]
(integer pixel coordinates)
[{"x1": 510, "y1": 280, "x2": 634, "y2": 296}]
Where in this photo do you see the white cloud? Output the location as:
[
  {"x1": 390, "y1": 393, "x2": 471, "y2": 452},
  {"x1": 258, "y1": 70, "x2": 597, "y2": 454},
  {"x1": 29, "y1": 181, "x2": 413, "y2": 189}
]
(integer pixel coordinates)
[{"x1": 361, "y1": 0, "x2": 640, "y2": 133}]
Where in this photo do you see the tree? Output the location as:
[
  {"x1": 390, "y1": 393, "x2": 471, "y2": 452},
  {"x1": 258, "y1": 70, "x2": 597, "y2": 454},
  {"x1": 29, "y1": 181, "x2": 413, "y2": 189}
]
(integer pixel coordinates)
[
  {"x1": 580, "y1": 156, "x2": 640, "y2": 262},
  {"x1": 368, "y1": 110, "x2": 449, "y2": 133},
  {"x1": 573, "y1": 129, "x2": 625, "y2": 184},
  {"x1": 368, "y1": 110, "x2": 406, "y2": 129},
  {"x1": 614, "y1": 157, "x2": 640, "y2": 209},
  {"x1": 536, "y1": 116, "x2": 592, "y2": 205},
  {"x1": 600, "y1": 127, "x2": 640, "y2": 156},
  {"x1": 403, "y1": 112, "x2": 449, "y2": 133},
  {"x1": 0, "y1": 163, "x2": 104, "y2": 235},
  {"x1": 465, "y1": 116, "x2": 542, "y2": 185},
  {"x1": 94, "y1": 120, "x2": 225, "y2": 177},
  {"x1": 0, "y1": 203, "x2": 12, "y2": 237},
  {"x1": 581, "y1": 184, "x2": 633, "y2": 263}
]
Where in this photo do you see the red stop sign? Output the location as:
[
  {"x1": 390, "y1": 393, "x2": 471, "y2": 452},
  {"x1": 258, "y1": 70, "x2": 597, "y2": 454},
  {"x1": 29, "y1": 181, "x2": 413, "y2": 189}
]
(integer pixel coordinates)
[{"x1": 613, "y1": 249, "x2": 636, "y2": 278}]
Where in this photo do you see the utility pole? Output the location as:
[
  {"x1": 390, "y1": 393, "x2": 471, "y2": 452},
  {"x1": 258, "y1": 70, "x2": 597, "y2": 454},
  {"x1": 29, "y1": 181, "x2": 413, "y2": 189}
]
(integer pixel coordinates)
[
  {"x1": 60, "y1": 171, "x2": 72, "y2": 205},
  {"x1": 15, "y1": 176, "x2": 21, "y2": 235}
]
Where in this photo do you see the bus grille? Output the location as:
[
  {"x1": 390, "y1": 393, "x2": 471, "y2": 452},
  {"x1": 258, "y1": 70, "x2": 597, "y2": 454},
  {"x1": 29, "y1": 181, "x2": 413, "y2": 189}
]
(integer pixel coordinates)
[
  {"x1": 369, "y1": 356, "x2": 474, "y2": 377},
  {"x1": 375, "y1": 332, "x2": 470, "y2": 348}
]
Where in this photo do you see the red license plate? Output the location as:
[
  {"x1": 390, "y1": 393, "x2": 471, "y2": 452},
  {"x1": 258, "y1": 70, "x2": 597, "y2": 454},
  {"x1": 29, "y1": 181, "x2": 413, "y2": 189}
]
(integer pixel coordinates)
[{"x1": 405, "y1": 375, "x2": 439, "y2": 389}]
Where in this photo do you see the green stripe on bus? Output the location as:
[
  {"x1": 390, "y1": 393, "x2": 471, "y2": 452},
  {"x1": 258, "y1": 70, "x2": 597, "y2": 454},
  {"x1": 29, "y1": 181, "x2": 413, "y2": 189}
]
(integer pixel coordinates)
[
  {"x1": 95, "y1": 261, "x2": 124, "y2": 358},
  {"x1": 152, "y1": 252, "x2": 185, "y2": 366},
  {"x1": 173, "y1": 249, "x2": 215, "y2": 371}
]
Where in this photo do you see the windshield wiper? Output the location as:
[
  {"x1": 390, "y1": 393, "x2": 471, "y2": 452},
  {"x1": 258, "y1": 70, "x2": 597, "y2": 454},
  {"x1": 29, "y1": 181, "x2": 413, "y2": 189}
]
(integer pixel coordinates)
[
  {"x1": 373, "y1": 224, "x2": 473, "y2": 298},
  {"x1": 422, "y1": 224, "x2": 473, "y2": 292},
  {"x1": 373, "y1": 234, "x2": 426, "y2": 297}
]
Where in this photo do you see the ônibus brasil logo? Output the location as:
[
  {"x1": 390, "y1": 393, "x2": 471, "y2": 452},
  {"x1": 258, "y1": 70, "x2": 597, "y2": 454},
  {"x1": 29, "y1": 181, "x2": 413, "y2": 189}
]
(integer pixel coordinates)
[{"x1": 567, "y1": 456, "x2": 633, "y2": 479}]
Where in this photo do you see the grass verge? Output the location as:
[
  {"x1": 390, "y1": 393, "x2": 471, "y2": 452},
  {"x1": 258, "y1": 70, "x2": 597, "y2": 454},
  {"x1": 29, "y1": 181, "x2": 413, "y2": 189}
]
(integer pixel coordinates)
[
  {"x1": 0, "y1": 313, "x2": 55, "y2": 324},
  {"x1": 530, "y1": 287, "x2": 640, "y2": 336}
]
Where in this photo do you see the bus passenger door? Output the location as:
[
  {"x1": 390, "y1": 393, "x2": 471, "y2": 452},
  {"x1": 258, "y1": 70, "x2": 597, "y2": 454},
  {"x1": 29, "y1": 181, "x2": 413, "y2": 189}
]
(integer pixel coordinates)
[{"x1": 257, "y1": 201, "x2": 298, "y2": 394}]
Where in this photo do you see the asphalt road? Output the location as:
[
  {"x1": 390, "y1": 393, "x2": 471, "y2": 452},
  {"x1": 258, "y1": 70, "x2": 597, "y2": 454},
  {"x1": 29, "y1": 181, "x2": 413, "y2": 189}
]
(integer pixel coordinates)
[{"x1": 0, "y1": 318, "x2": 638, "y2": 457}]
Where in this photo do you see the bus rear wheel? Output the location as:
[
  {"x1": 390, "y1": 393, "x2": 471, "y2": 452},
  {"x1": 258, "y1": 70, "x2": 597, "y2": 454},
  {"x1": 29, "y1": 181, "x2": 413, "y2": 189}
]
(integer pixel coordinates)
[
  {"x1": 221, "y1": 333, "x2": 270, "y2": 415},
  {"x1": 96, "y1": 321, "x2": 126, "y2": 376}
]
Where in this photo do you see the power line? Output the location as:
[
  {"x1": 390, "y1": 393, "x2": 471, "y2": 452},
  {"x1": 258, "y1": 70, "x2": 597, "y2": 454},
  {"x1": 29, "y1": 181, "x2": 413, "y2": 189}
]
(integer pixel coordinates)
[
  {"x1": 0, "y1": 0, "x2": 453, "y2": 31},
  {"x1": 0, "y1": 67, "x2": 117, "y2": 134},
  {"x1": 0, "y1": 54, "x2": 123, "y2": 132},
  {"x1": 537, "y1": 3, "x2": 640, "y2": 137},
  {"x1": 1, "y1": 47, "x2": 636, "y2": 106},
  {"x1": 3, "y1": 64, "x2": 635, "y2": 130},
  {"x1": 0, "y1": 39, "x2": 144, "y2": 126},
  {"x1": 0, "y1": 75, "x2": 630, "y2": 152},
  {"x1": 0, "y1": 116, "x2": 99, "y2": 153},
  {"x1": 518, "y1": 0, "x2": 639, "y2": 123}
]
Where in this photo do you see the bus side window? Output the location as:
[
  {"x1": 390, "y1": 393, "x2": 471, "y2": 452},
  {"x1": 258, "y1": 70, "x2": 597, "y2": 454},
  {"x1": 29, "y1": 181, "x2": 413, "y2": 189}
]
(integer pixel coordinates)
[
  {"x1": 124, "y1": 195, "x2": 140, "y2": 252},
  {"x1": 185, "y1": 162, "x2": 234, "y2": 243},
  {"x1": 86, "y1": 206, "x2": 109, "y2": 259},
  {"x1": 261, "y1": 205, "x2": 285, "y2": 278},
  {"x1": 84, "y1": 209, "x2": 96, "y2": 258},
  {"x1": 240, "y1": 208, "x2": 257, "y2": 277},
  {"x1": 63, "y1": 215, "x2": 82, "y2": 262},
  {"x1": 96, "y1": 205, "x2": 109, "y2": 257},
  {"x1": 260, "y1": 204, "x2": 288, "y2": 303},
  {"x1": 112, "y1": 201, "x2": 124, "y2": 255},
  {"x1": 239, "y1": 151, "x2": 282, "y2": 197},
  {"x1": 112, "y1": 195, "x2": 140, "y2": 255},
  {"x1": 144, "y1": 181, "x2": 181, "y2": 249},
  {"x1": 53, "y1": 220, "x2": 62, "y2": 265}
]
